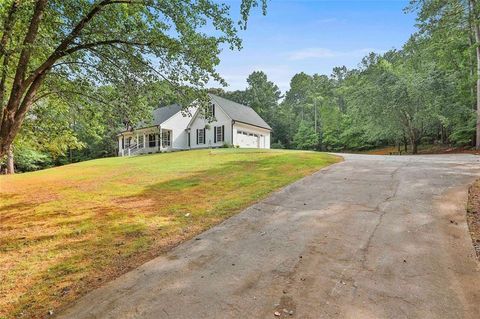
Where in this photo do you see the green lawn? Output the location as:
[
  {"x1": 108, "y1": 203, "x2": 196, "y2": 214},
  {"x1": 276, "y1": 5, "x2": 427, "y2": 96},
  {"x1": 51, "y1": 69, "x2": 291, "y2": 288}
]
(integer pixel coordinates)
[{"x1": 0, "y1": 149, "x2": 339, "y2": 318}]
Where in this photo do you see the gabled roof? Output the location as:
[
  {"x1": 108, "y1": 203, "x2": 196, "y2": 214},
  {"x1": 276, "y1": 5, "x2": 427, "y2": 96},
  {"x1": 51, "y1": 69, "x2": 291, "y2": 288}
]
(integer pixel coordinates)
[
  {"x1": 209, "y1": 94, "x2": 272, "y2": 130},
  {"x1": 152, "y1": 103, "x2": 182, "y2": 125},
  {"x1": 119, "y1": 104, "x2": 183, "y2": 135}
]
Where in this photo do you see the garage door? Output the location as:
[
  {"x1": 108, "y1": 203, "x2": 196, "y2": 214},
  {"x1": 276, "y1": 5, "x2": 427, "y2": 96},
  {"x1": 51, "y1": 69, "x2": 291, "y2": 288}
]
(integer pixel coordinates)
[{"x1": 237, "y1": 130, "x2": 259, "y2": 148}]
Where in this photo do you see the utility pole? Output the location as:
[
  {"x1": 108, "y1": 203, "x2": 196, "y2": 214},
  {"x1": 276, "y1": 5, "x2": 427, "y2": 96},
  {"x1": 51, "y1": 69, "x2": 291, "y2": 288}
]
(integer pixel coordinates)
[{"x1": 314, "y1": 99, "x2": 317, "y2": 133}]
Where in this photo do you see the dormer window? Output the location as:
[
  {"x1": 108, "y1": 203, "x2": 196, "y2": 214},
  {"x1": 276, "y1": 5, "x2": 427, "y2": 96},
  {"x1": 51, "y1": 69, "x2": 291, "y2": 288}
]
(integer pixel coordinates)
[{"x1": 208, "y1": 103, "x2": 215, "y2": 118}]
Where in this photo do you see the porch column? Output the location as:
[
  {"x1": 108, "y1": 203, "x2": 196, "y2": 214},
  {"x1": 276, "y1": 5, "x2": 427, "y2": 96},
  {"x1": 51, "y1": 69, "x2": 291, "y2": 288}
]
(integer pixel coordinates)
[
  {"x1": 143, "y1": 133, "x2": 146, "y2": 148},
  {"x1": 159, "y1": 128, "x2": 163, "y2": 150},
  {"x1": 118, "y1": 136, "x2": 122, "y2": 155},
  {"x1": 136, "y1": 133, "x2": 139, "y2": 147}
]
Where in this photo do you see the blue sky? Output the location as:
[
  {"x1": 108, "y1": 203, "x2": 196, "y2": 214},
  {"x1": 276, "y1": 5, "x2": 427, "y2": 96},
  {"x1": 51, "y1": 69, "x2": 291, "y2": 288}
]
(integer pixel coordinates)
[{"x1": 213, "y1": 0, "x2": 417, "y2": 92}]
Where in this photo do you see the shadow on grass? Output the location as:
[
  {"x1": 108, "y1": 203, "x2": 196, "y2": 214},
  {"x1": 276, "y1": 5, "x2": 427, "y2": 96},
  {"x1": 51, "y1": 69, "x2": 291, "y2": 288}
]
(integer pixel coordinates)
[
  {"x1": 4, "y1": 152, "x2": 333, "y2": 318},
  {"x1": 116, "y1": 155, "x2": 304, "y2": 217}
]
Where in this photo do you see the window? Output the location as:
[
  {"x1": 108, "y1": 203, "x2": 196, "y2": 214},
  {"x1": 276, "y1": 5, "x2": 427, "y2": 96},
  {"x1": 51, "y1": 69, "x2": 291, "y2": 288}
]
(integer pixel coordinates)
[
  {"x1": 197, "y1": 128, "x2": 205, "y2": 144},
  {"x1": 148, "y1": 134, "x2": 156, "y2": 147},
  {"x1": 237, "y1": 130, "x2": 242, "y2": 135},
  {"x1": 243, "y1": 131, "x2": 247, "y2": 135},
  {"x1": 214, "y1": 125, "x2": 224, "y2": 143},
  {"x1": 210, "y1": 104, "x2": 215, "y2": 117},
  {"x1": 162, "y1": 130, "x2": 171, "y2": 147}
]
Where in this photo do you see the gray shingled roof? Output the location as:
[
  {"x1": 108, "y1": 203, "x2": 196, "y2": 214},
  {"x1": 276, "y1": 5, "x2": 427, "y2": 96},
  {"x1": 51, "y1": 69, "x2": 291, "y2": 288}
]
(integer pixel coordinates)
[
  {"x1": 152, "y1": 103, "x2": 182, "y2": 125},
  {"x1": 208, "y1": 94, "x2": 272, "y2": 130},
  {"x1": 132, "y1": 104, "x2": 182, "y2": 130}
]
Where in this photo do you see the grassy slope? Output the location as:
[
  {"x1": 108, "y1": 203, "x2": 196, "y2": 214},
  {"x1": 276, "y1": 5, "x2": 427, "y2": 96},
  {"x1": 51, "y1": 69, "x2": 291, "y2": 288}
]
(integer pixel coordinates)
[{"x1": 0, "y1": 149, "x2": 339, "y2": 318}]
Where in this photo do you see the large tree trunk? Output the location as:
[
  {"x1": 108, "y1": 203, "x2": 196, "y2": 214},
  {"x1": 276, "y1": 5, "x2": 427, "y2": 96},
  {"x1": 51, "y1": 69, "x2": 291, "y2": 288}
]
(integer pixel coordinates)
[
  {"x1": 408, "y1": 130, "x2": 418, "y2": 154},
  {"x1": 6, "y1": 144, "x2": 14, "y2": 174},
  {"x1": 411, "y1": 141, "x2": 418, "y2": 154}
]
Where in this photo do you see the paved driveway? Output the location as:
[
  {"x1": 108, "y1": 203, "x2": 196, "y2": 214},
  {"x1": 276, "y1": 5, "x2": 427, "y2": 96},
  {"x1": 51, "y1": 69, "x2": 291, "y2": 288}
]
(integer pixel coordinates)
[{"x1": 58, "y1": 154, "x2": 480, "y2": 319}]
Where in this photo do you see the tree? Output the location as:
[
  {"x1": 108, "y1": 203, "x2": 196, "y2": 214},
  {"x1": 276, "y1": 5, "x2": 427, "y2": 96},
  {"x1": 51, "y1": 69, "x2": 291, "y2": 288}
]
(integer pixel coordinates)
[
  {"x1": 245, "y1": 71, "x2": 281, "y2": 123},
  {"x1": 293, "y1": 121, "x2": 318, "y2": 150},
  {"x1": 409, "y1": 0, "x2": 480, "y2": 148},
  {"x1": 283, "y1": 72, "x2": 313, "y2": 121},
  {"x1": 0, "y1": 0, "x2": 267, "y2": 173}
]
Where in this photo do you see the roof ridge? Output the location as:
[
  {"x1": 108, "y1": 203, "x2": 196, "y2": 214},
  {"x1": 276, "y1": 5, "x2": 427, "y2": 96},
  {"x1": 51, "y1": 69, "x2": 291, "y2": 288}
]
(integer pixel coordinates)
[
  {"x1": 209, "y1": 93, "x2": 251, "y2": 108},
  {"x1": 208, "y1": 93, "x2": 271, "y2": 130}
]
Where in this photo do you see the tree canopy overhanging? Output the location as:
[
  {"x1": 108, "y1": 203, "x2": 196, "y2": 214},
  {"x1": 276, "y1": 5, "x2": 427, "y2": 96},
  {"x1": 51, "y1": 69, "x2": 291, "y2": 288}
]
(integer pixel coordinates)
[{"x1": 0, "y1": 0, "x2": 267, "y2": 172}]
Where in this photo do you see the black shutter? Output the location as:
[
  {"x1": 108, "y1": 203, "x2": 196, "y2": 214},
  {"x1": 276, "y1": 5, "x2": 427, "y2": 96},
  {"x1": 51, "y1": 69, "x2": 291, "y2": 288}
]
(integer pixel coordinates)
[
  {"x1": 196, "y1": 129, "x2": 199, "y2": 144},
  {"x1": 212, "y1": 104, "x2": 215, "y2": 117},
  {"x1": 203, "y1": 128, "x2": 206, "y2": 144},
  {"x1": 214, "y1": 127, "x2": 217, "y2": 143},
  {"x1": 222, "y1": 125, "x2": 224, "y2": 142}
]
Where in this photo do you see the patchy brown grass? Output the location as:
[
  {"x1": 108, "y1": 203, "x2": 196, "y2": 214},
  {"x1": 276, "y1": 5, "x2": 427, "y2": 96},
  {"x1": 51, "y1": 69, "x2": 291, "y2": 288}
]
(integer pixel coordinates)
[
  {"x1": 0, "y1": 149, "x2": 339, "y2": 318},
  {"x1": 467, "y1": 179, "x2": 480, "y2": 260}
]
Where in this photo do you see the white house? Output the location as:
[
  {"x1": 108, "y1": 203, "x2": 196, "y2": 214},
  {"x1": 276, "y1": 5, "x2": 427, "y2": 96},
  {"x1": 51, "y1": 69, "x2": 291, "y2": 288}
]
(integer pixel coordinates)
[{"x1": 117, "y1": 94, "x2": 271, "y2": 156}]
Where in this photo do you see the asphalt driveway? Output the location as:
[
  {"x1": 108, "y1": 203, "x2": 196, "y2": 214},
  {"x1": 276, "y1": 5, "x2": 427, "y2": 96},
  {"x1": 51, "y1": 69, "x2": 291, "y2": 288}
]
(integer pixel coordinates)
[{"x1": 58, "y1": 154, "x2": 480, "y2": 319}]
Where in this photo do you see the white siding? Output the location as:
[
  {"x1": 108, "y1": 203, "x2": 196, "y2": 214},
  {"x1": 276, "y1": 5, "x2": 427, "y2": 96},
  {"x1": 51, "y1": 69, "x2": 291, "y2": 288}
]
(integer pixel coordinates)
[
  {"x1": 189, "y1": 103, "x2": 233, "y2": 148},
  {"x1": 232, "y1": 122, "x2": 271, "y2": 149},
  {"x1": 161, "y1": 106, "x2": 196, "y2": 150},
  {"x1": 118, "y1": 100, "x2": 272, "y2": 156}
]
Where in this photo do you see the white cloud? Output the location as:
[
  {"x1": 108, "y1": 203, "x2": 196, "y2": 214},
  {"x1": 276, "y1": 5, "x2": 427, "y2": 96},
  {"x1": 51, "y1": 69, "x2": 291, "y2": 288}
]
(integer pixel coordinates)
[{"x1": 287, "y1": 47, "x2": 386, "y2": 61}]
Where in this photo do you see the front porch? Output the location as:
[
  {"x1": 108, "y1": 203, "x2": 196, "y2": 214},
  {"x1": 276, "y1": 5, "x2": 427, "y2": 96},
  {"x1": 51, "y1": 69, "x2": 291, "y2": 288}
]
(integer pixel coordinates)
[{"x1": 118, "y1": 126, "x2": 172, "y2": 156}]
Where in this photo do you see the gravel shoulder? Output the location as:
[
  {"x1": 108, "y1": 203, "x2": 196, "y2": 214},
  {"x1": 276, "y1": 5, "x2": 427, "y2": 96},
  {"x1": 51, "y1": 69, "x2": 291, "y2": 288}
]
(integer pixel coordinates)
[{"x1": 467, "y1": 179, "x2": 480, "y2": 259}]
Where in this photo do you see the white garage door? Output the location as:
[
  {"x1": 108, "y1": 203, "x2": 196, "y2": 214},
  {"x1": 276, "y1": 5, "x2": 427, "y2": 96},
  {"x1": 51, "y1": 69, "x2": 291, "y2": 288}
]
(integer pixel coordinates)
[{"x1": 237, "y1": 130, "x2": 260, "y2": 148}]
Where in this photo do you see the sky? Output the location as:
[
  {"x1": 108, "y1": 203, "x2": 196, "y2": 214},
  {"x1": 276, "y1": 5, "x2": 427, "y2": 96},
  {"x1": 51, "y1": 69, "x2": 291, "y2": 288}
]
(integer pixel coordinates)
[{"x1": 212, "y1": 0, "x2": 418, "y2": 93}]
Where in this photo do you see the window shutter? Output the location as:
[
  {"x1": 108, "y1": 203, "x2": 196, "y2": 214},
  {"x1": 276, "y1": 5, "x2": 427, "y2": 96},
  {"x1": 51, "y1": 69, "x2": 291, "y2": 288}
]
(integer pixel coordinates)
[
  {"x1": 212, "y1": 104, "x2": 215, "y2": 117},
  {"x1": 214, "y1": 127, "x2": 217, "y2": 143},
  {"x1": 203, "y1": 128, "x2": 206, "y2": 144},
  {"x1": 196, "y1": 129, "x2": 199, "y2": 144},
  {"x1": 222, "y1": 125, "x2": 224, "y2": 142}
]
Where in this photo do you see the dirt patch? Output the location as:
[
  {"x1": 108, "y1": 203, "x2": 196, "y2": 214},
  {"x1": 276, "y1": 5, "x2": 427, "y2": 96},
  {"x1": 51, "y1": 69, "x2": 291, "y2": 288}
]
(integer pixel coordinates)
[
  {"x1": 467, "y1": 179, "x2": 480, "y2": 259},
  {"x1": 361, "y1": 145, "x2": 480, "y2": 156},
  {"x1": 274, "y1": 295, "x2": 297, "y2": 317}
]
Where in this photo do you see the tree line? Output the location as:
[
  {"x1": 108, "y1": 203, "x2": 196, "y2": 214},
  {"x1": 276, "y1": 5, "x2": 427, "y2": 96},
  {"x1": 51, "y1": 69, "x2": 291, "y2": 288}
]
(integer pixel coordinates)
[
  {"x1": 1, "y1": 0, "x2": 480, "y2": 173},
  {"x1": 214, "y1": 0, "x2": 479, "y2": 154}
]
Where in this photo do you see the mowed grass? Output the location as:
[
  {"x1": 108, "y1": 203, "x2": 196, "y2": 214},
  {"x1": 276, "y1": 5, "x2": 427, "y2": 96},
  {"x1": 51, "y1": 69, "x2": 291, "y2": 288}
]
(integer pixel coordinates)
[{"x1": 0, "y1": 149, "x2": 339, "y2": 318}]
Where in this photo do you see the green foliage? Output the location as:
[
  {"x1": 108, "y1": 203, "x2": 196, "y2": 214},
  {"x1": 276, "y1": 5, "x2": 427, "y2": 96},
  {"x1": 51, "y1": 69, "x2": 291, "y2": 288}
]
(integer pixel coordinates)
[
  {"x1": 293, "y1": 121, "x2": 319, "y2": 150},
  {"x1": 220, "y1": 143, "x2": 234, "y2": 148},
  {"x1": 10, "y1": 146, "x2": 52, "y2": 172},
  {"x1": 8, "y1": 142, "x2": 54, "y2": 172},
  {"x1": 271, "y1": 141, "x2": 285, "y2": 149}
]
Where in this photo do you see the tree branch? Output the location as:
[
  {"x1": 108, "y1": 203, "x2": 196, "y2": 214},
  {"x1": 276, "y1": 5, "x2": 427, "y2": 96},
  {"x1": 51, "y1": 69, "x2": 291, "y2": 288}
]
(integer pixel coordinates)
[
  {"x1": 32, "y1": 88, "x2": 111, "y2": 107},
  {"x1": 0, "y1": 0, "x2": 18, "y2": 113},
  {"x1": 65, "y1": 39, "x2": 152, "y2": 55},
  {"x1": 0, "y1": 0, "x2": 18, "y2": 59},
  {"x1": 10, "y1": 0, "x2": 47, "y2": 97},
  {"x1": 24, "y1": 0, "x2": 145, "y2": 90}
]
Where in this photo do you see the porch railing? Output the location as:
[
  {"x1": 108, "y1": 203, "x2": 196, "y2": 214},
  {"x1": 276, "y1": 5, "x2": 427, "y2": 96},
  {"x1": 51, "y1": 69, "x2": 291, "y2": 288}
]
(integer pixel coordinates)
[{"x1": 121, "y1": 143, "x2": 141, "y2": 156}]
